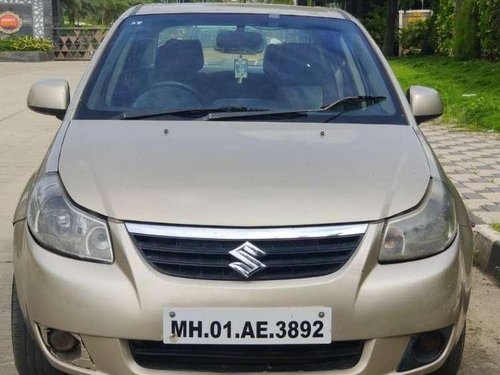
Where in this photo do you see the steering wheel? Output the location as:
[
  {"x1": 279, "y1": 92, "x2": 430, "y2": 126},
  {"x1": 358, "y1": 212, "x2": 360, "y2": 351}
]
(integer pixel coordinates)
[{"x1": 132, "y1": 81, "x2": 204, "y2": 109}]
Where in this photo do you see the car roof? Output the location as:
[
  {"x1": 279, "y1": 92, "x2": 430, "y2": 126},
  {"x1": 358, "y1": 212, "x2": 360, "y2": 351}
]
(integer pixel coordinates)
[{"x1": 135, "y1": 3, "x2": 348, "y2": 20}]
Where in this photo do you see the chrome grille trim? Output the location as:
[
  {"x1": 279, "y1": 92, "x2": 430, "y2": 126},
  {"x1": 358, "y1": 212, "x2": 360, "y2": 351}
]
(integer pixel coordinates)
[{"x1": 125, "y1": 223, "x2": 368, "y2": 240}]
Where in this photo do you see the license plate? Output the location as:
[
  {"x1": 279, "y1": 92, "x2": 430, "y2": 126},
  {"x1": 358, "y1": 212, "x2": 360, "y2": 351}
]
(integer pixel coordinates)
[{"x1": 163, "y1": 307, "x2": 332, "y2": 345}]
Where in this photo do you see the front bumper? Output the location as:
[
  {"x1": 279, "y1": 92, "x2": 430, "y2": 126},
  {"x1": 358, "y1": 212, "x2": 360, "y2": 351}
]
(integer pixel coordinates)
[{"x1": 13, "y1": 220, "x2": 470, "y2": 375}]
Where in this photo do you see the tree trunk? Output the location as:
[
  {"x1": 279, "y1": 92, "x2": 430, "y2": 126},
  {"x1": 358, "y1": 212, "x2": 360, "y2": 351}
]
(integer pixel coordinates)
[{"x1": 383, "y1": 0, "x2": 399, "y2": 56}]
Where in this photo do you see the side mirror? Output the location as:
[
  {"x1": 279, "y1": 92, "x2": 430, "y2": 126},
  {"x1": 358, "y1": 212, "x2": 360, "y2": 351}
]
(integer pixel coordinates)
[
  {"x1": 406, "y1": 86, "x2": 443, "y2": 125},
  {"x1": 27, "y1": 79, "x2": 69, "y2": 120}
]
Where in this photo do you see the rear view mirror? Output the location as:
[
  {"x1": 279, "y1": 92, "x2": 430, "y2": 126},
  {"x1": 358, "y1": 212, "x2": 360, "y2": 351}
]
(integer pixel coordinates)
[
  {"x1": 407, "y1": 86, "x2": 443, "y2": 125},
  {"x1": 27, "y1": 79, "x2": 69, "y2": 120},
  {"x1": 215, "y1": 31, "x2": 265, "y2": 54}
]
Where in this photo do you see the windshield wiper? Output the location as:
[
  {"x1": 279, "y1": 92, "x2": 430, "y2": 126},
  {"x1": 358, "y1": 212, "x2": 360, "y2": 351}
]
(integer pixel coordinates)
[
  {"x1": 119, "y1": 96, "x2": 386, "y2": 121},
  {"x1": 320, "y1": 95, "x2": 387, "y2": 123},
  {"x1": 201, "y1": 96, "x2": 387, "y2": 121},
  {"x1": 320, "y1": 95, "x2": 387, "y2": 111},
  {"x1": 120, "y1": 106, "x2": 267, "y2": 120},
  {"x1": 200, "y1": 109, "x2": 309, "y2": 121}
]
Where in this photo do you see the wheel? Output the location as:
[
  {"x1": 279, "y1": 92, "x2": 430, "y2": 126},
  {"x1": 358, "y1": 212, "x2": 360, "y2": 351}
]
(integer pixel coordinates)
[
  {"x1": 11, "y1": 278, "x2": 64, "y2": 375},
  {"x1": 431, "y1": 325, "x2": 466, "y2": 375}
]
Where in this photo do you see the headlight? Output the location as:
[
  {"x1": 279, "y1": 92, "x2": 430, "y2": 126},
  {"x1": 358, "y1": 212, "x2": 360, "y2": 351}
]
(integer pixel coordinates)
[
  {"x1": 27, "y1": 173, "x2": 113, "y2": 263},
  {"x1": 379, "y1": 179, "x2": 457, "y2": 262}
]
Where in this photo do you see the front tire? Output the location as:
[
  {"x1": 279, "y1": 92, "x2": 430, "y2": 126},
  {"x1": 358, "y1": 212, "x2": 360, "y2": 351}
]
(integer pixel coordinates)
[{"x1": 11, "y1": 278, "x2": 64, "y2": 375}]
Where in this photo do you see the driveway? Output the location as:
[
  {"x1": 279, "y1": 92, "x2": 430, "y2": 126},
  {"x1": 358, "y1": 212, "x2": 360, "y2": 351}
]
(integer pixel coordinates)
[{"x1": 0, "y1": 61, "x2": 498, "y2": 374}]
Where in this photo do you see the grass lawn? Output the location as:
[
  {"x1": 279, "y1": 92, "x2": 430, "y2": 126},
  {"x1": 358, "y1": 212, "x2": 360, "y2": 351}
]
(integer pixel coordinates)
[{"x1": 389, "y1": 56, "x2": 499, "y2": 132}]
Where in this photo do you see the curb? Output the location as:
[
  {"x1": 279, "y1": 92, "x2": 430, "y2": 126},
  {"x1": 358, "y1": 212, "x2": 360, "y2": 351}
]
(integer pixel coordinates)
[
  {"x1": 473, "y1": 225, "x2": 500, "y2": 285},
  {"x1": 0, "y1": 51, "x2": 54, "y2": 62}
]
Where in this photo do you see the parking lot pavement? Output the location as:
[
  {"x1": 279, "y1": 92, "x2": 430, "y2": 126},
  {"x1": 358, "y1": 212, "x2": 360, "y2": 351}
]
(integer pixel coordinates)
[
  {"x1": 0, "y1": 61, "x2": 88, "y2": 264},
  {"x1": 0, "y1": 61, "x2": 87, "y2": 374},
  {"x1": 0, "y1": 61, "x2": 499, "y2": 374},
  {"x1": 0, "y1": 263, "x2": 14, "y2": 374}
]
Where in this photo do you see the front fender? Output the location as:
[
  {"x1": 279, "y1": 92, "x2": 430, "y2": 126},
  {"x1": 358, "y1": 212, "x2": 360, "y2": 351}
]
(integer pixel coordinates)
[
  {"x1": 12, "y1": 121, "x2": 71, "y2": 225},
  {"x1": 12, "y1": 173, "x2": 36, "y2": 224}
]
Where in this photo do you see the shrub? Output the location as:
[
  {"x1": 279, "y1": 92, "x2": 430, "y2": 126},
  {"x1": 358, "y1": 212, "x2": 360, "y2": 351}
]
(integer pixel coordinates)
[
  {"x1": 434, "y1": 0, "x2": 455, "y2": 56},
  {"x1": 0, "y1": 37, "x2": 53, "y2": 52},
  {"x1": 453, "y1": 0, "x2": 481, "y2": 60},
  {"x1": 399, "y1": 19, "x2": 432, "y2": 56},
  {"x1": 476, "y1": 0, "x2": 500, "y2": 60}
]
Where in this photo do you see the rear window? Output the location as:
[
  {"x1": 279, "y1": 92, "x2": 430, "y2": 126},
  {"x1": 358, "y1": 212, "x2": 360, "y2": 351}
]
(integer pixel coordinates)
[{"x1": 75, "y1": 13, "x2": 406, "y2": 125}]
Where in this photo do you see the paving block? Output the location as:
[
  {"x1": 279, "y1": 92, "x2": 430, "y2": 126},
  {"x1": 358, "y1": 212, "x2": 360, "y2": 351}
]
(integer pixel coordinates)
[
  {"x1": 481, "y1": 193, "x2": 500, "y2": 203},
  {"x1": 456, "y1": 189, "x2": 477, "y2": 196},
  {"x1": 483, "y1": 205, "x2": 500, "y2": 212},
  {"x1": 472, "y1": 211, "x2": 500, "y2": 224},
  {"x1": 462, "y1": 192, "x2": 488, "y2": 199},
  {"x1": 477, "y1": 170, "x2": 500, "y2": 177},
  {"x1": 449, "y1": 174, "x2": 480, "y2": 182},
  {"x1": 464, "y1": 199, "x2": 493, "y2": 210},
  {"x1": 463, "y1": 182, "x2": 498, "y2": 191}
]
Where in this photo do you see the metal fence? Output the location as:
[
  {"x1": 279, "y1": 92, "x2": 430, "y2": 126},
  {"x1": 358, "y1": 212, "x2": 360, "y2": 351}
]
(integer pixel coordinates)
[{"x1": 53, "y1": 27, "x2": 108, "y2": 60}]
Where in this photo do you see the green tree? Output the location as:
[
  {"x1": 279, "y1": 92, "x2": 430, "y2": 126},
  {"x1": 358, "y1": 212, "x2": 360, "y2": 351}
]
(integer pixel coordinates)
[
  {"x1": 453, "y1": 0, "x2": 481, "y2": 59},
  {"x1": 59, "y1": 0, "x2": 153, "y2": 26},
  {"x1": 59, "y1": 0, "x2": 95, "y2": 25}
]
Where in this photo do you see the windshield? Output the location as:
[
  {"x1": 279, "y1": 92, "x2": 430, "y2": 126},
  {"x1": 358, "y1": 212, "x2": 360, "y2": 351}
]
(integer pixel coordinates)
[{"x1": 76, "y1": 13, "x2": 406, "y2": 124}]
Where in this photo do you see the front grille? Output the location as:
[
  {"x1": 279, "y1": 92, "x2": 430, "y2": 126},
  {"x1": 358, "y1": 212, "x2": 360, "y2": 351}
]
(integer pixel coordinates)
[
  {"x1": 129, "y1": 341, "x2": 364, "y2": 372},
  {"x1": 128, "y1": 226, "x2": 363, "y2": 280}
]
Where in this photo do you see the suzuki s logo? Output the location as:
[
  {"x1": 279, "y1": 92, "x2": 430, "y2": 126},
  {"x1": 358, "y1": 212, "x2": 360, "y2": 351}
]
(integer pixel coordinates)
[{"x1": 229, "y1": 242, "x2": 266, "y2": 278}]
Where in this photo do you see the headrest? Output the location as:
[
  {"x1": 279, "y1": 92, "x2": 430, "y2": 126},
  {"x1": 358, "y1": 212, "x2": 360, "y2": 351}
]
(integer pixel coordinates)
[
  {"x1": 156, "y1": 39, "x2": 204, "y2": 74},
  {"x1": 264, "y1": 43, "x2": 325, "y2": 84}
]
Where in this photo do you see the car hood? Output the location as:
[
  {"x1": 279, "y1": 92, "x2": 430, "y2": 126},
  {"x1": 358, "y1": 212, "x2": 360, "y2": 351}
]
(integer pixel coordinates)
[{"x1": 59, "y1": 121, "x2": 430, "y2": 227}]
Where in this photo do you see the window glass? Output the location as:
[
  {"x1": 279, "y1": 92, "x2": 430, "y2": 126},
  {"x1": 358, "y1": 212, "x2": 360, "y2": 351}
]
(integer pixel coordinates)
[{"x1": 76, "y1": 13, "x2": 406, "y2": 125}]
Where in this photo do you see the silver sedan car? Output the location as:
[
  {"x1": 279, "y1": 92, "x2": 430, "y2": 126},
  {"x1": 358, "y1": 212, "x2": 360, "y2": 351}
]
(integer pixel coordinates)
[{"x1": 12, "y1": 3, "x2": 472, "y2": 375}]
